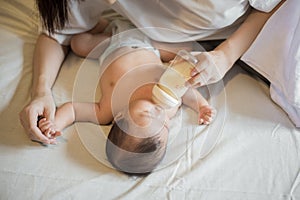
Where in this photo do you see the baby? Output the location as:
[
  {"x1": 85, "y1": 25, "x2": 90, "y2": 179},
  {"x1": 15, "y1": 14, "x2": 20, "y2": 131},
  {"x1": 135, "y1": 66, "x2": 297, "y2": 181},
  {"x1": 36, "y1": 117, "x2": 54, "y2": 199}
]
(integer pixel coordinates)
[{"x1": 38, "y1": 18, "x2": 216, "y2": 175}]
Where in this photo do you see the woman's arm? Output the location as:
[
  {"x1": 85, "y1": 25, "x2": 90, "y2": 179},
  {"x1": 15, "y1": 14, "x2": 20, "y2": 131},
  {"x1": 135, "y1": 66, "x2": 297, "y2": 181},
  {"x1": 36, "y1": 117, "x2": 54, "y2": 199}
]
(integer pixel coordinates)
[
  {"x1": 19, "y1": 33, "x2": 69, "y2": 144},
  {"x1": 188, "y1": 1, "x2": 286, "y2": 87},
  {"x1": 32, "y1": 34, "x2": 69, "y2": 99}
]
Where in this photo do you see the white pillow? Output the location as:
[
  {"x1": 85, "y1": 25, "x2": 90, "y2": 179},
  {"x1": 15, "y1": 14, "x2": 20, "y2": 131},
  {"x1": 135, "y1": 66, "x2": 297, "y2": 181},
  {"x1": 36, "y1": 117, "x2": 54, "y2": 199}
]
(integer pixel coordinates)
[{"x1": 241, "y1": 0, "x2": 300, "y2": 127}]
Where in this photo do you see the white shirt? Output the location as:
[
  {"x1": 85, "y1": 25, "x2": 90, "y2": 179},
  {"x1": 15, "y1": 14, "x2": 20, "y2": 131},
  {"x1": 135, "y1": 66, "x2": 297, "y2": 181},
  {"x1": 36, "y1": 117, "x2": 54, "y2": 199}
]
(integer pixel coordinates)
[
  {"x1": 44, "y1": 0, "x2": 281, "y2": 44},
  {"x1": 111, "y1": 0, "x2": 281, "y2": 42}
]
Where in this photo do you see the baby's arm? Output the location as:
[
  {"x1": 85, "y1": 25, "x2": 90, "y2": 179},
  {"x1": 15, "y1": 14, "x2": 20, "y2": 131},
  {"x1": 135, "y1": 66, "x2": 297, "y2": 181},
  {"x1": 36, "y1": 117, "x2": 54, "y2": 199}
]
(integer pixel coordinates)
[
  {"x1": 37, "y1": 103, "x2": 75, "y2": 140},
  {"x1": 54, "y1": 101, "x2": 113, "y2": 130},
  {"x1": 182, "y1": 88, "x2": 216, "y2": 125},
  {"x1": 38, "y1": 101, "x2": 112, "y2": 139}
]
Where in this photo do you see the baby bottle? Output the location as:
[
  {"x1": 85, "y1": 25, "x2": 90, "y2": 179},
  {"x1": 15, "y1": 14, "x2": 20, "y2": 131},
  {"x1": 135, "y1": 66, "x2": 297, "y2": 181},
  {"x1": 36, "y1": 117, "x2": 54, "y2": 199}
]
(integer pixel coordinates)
[{"x1": 152, "y1": 50, "x2": 198, "y2": 108}]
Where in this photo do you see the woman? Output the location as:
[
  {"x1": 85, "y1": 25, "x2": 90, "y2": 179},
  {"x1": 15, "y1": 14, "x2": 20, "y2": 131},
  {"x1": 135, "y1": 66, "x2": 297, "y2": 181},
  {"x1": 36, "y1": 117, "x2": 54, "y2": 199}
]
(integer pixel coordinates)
[{"x1": 19, "y1": 0, "x2": 284, "y2": 144}]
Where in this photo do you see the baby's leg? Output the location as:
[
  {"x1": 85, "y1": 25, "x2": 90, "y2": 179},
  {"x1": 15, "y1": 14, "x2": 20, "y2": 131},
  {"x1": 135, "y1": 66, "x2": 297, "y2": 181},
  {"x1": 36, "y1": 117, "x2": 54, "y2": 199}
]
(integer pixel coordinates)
[
  {"x1": 71, "y1": 33, "x2": 110, "y2": 58},
  {"x1": 71, "y1": 33, "x2": 111, "y2": 58},
  {"x1": 71, "y1": 18, "x2": 111, "y2": 58}
]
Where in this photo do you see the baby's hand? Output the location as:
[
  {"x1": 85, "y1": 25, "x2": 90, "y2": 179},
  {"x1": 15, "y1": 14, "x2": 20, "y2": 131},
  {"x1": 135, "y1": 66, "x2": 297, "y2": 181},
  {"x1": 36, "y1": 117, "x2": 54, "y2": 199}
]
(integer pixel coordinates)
[
  {"x1": 198, "y1": 105, "x2": 216, "y2": 125},
  {"x1": 38, "y1": 118, "x2": 61, "y2": 141}
]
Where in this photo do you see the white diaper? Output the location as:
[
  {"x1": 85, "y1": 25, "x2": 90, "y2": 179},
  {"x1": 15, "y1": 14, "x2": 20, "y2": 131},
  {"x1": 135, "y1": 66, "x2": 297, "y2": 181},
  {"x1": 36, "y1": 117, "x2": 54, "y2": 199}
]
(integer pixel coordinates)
[{"x1": 99, "y1": 18, "x2": 160, "y2": 66}]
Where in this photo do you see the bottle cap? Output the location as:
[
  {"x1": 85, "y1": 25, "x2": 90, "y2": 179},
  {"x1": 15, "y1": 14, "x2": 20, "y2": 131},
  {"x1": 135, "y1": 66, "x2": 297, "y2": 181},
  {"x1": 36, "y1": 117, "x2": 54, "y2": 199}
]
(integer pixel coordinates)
[{"x1": 152, "y1": 84, "x2": 180, "y2": 108}]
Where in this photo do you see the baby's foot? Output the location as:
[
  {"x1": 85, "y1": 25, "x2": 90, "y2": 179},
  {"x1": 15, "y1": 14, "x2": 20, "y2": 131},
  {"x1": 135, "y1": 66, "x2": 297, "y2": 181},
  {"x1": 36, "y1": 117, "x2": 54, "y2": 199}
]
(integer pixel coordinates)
[
  {"x1": 38, "y1": 118, "x2": 61, "y2": 140},
  {"x1": 198, "y1": 105, "x2": 216, "y2": 125}
]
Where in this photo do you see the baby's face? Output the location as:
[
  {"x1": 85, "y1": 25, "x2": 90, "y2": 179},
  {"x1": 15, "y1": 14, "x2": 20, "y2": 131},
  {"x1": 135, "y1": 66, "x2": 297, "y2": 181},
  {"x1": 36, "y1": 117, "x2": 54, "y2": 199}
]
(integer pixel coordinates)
[{"x1": 127, "y1": 99, "x2": 170, "y2": 140}]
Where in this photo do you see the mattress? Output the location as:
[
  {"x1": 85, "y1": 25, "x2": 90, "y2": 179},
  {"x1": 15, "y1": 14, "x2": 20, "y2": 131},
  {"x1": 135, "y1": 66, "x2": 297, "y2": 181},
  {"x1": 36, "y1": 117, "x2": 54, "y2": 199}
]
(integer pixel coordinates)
[{"x1": 0, "y1": 0, "x2": 300, "y2": 199}]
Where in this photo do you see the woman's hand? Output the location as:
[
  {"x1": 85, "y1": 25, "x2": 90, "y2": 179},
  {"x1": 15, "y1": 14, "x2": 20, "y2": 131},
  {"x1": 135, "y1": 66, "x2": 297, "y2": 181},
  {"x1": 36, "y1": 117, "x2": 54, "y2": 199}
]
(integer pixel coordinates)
[
  {"x1": 187, "y1": 1, "x2": 286, "y2": 88},
  {"x1": 19, "y1": 33, "x2": 68, "y2": 145},
  {"x1": 187, "y1": 50, "x2": 231, "y2": 88},
  {"x1": 19, "y1": 93, "x2": 57, "y2": 145}
]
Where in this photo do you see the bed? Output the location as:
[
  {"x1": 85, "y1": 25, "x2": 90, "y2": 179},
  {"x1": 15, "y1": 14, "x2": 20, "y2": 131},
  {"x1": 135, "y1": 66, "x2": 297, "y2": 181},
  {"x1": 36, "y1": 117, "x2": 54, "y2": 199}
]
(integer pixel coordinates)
[{"x1": 1, "y1": 0, "x2": 300, "y2": 199}]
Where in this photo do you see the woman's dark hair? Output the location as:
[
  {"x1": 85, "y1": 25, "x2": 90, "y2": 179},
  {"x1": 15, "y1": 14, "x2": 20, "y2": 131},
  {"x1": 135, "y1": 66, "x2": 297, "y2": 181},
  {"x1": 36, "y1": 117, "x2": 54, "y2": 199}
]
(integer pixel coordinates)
[
  {"x1": 36, "y1": 0, "x2": 82, "y2": 34},
  {"x1": 106, "y1": 118, "x2": 167, "y2": 176}
]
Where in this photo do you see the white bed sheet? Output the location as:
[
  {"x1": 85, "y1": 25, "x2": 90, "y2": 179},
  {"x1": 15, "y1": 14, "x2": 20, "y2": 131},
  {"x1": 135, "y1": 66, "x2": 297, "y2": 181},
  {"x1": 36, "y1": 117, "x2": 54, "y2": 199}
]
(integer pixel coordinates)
[{"x1": 1, "y1": 0, "x2": 300, "y2": 199}]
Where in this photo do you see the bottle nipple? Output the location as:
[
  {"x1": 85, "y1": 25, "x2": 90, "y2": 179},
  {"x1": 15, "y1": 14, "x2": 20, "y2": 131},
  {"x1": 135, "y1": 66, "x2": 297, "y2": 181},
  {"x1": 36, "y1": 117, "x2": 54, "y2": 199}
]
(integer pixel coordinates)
[{"x1": 152, "y1": 50, "x2": 198, "y2": 108}]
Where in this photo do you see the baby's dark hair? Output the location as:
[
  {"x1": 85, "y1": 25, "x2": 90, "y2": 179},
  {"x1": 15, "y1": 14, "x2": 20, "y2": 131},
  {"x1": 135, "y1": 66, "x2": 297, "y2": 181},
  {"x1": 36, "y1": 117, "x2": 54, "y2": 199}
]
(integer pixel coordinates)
[
  {"x1": 35, "y1": 0, "x2": 84, "y2": 34},
  {"x1": 106, "y1": 118, "x2": 167, "y2": 176}
]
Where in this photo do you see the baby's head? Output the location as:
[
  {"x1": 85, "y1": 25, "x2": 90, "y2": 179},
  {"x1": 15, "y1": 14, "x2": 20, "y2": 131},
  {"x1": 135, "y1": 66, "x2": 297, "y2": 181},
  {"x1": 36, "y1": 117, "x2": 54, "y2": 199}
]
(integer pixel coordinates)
[{"x1": 106, "y1": 99, "x2": 169, "y2": 175}]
